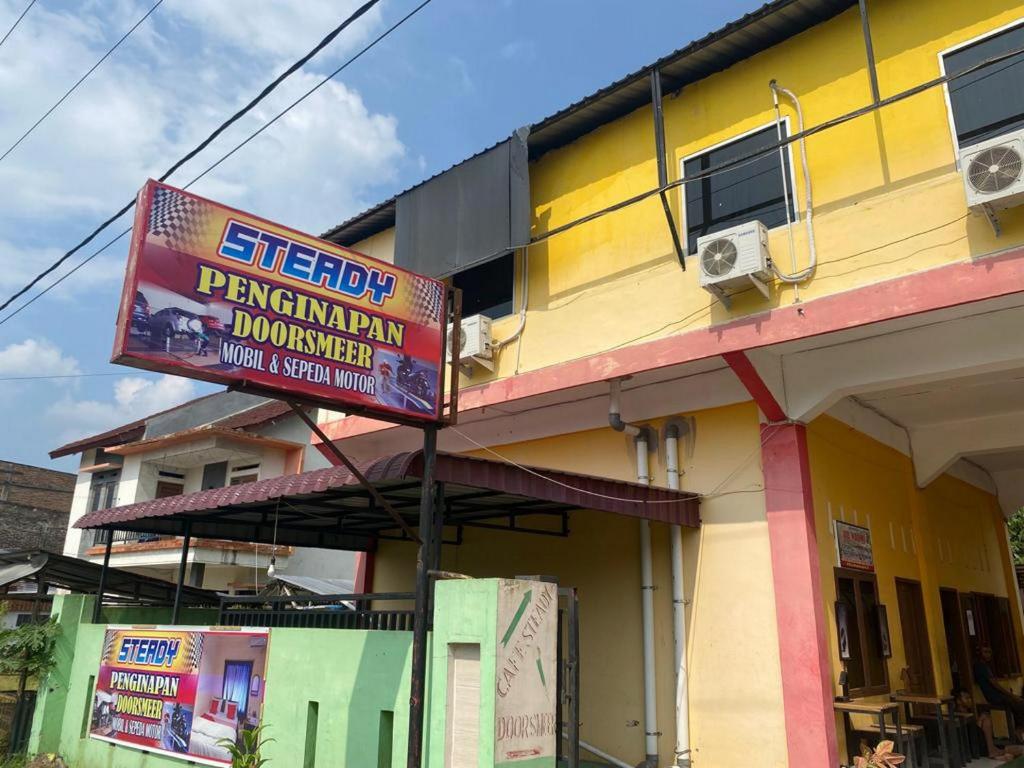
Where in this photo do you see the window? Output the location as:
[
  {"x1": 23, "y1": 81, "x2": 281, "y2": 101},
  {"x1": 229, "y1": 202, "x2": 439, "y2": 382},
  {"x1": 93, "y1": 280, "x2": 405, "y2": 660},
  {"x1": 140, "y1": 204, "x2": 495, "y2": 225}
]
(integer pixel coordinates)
[
  {"x1": 835, "y1": 569, "x2": 890, "y2": 697},
  {"x1": 970, "y1": 592, "x2": 1021, "y2": 677},
  {"x1": 451, "y1": 252, "x2": 514, "y2": 319},
  {"x1": 683, "y1": 124, "x2": 796, "y2": 254},
  {"x1": 943, "y1": 22, "x2": 1024, "y2": 147},
  {"x1": 88, "y1": 470, "x2": 120, "y2": 512},
  {"x1": 230, "y1": 463, "x2": 260, "y2": 486}
]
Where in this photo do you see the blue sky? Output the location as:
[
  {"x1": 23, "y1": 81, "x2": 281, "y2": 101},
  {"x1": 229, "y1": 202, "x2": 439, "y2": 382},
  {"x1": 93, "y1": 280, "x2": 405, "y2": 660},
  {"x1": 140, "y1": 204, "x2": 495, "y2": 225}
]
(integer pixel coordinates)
[{"x1": 0, "y1": 0, "x2": 761, "y2": 470}]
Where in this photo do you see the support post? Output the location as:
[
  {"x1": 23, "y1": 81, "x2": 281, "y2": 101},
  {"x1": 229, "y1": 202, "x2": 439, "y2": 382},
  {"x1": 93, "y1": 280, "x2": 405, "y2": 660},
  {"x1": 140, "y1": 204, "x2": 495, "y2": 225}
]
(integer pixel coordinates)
[
  {"x1": 858, "y1": 0, "x2": 881, "y2": 104},
  {"x1": 407, "y1": 426, "x2": 438, "y2": 768},
  {"x1": 760, "y1": 422, "x2": 839, "y2": 768},
  {"x1": 92, "y1": 530, "x2": 113, "y2": 624},
  {"x1": 172, "y1": 521, "x2": 192, "y2": 625}
]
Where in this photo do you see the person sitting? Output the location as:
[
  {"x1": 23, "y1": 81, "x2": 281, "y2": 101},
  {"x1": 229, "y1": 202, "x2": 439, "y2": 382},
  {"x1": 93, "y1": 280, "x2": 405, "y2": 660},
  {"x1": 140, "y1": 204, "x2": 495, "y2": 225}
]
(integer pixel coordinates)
[
  {"x1": 955, "y1": 686, "x2": 1024, "y2": 760},
  {"x1": 973, "y1": 645, "x2": 1024, "y2": 743}
]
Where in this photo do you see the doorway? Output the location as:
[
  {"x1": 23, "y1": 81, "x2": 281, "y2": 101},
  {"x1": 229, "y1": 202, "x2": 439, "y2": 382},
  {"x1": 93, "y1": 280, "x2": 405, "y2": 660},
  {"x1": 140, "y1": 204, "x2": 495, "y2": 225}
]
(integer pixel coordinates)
[
  {"x1": 895, "y1": 579, "x2": 935, "y2": 694},
  {"x1": 940, "y1": 588, "x2": 972, "y2": 694}
]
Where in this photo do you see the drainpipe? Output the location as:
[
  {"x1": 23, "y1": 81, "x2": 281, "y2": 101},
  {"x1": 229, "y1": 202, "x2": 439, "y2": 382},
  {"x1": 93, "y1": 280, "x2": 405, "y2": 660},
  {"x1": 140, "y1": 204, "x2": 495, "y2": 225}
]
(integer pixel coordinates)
[
  {"x1": 666, "y1": 425, "x2": 690, "y2": 768},
  {"x1": 608, "y1": 379, "x2": 658, "y2": 767}
]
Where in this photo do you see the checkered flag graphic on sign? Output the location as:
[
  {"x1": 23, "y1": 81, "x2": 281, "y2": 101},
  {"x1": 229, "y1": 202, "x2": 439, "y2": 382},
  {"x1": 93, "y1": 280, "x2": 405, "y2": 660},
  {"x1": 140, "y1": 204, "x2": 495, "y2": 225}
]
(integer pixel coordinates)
[
  {"x1": 407, "y1": 279, "x2": 444, "y2": 325},
  {"x1": 184, "y1": 632, "x2": 203, "y2": 672},
  {"x1": 147, "y1": 186, "x2": 215, "y2": 253},
  {"x1": 101, "y1": 631, "x2": 117, "y2": 663}
]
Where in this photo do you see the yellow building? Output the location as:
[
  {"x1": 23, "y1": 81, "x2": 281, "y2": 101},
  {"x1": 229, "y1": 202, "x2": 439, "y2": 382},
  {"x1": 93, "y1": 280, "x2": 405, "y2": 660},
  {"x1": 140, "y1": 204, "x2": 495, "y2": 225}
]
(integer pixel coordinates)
[{"x1": 306, "y1": 1, "x2": 1024, "y2": 765}]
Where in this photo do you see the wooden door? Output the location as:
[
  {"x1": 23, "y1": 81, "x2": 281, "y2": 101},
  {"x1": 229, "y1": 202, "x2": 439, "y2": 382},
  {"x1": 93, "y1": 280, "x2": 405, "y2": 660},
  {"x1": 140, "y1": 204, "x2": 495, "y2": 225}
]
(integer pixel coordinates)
[
  {"x1": 155, "y1": 481, "x2": 184, "y2": 498},
  {"x1": 940, "y1": 588, "x2": 972, "y2": 694},
  {"x1": 896, "y1": 578, "x2": 935, "y2": 694}
]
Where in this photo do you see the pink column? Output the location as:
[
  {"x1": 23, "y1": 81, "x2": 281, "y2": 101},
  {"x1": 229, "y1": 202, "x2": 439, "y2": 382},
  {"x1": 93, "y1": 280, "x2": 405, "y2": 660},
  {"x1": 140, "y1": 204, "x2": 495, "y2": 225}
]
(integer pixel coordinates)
[{"x1": 761, "y1": 421, "x2": 838, "y2": 768}]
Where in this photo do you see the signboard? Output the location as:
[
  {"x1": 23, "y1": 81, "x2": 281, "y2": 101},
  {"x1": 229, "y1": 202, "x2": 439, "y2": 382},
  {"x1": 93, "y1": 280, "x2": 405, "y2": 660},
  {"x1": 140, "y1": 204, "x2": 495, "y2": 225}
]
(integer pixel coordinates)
[
  {"x1": 494, "y1": 580, "x2": 557, "y2": 765},
  {"x1": 835, "y1": 520, "x2": 874, "y2": 572},
  {"x1": 89, "y1": 626, "x2": 270, "y2": 767},
  {"x1": 113, "y1": 180, "x2": 448, "y2": 423}
]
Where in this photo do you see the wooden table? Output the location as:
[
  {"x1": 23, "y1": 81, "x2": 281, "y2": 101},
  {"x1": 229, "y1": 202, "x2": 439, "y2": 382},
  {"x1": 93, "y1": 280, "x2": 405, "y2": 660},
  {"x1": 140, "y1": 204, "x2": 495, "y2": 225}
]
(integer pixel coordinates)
[
  {"x1": 891, "y1": 694, "x2": 957, "y2": 768},
  {"x1": 835, "y1": 700, "x2": 903, "y2": 765}
]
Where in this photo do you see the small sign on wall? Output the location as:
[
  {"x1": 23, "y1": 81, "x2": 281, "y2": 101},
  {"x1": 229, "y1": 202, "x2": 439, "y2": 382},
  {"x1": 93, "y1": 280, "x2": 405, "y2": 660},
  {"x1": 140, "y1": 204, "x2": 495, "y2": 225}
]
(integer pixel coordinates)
[
  {"x1": 835, "y1": 520, "x2": 874, "y2": 572},
  {"x1": 494, "y1": 580, "x2": 557, "y2": 765}
]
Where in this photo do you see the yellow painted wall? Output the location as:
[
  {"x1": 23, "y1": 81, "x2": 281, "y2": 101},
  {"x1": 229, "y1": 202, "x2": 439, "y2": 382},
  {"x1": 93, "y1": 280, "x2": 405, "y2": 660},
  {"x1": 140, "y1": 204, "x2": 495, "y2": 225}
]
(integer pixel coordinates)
[
  {"x1": 371, "y1": 402, "x2": 788, "y2": 767},
  {"x1": 347, "y1": 0, "x2": 1024, "y2": 395},
  {"x1": 806, "y1": 415, "x2": 1024, "y2": 751}
]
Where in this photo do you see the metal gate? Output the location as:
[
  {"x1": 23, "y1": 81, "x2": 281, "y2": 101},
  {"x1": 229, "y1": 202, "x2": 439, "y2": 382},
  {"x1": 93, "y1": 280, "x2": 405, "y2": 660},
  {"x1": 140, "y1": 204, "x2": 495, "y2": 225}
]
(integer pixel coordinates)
[
  {"x1": 557, "y1": 587, "x2": 581, "y2": 768},
  {"x1": 1, "y1": 690, "x2": 37, "y2": 756}
]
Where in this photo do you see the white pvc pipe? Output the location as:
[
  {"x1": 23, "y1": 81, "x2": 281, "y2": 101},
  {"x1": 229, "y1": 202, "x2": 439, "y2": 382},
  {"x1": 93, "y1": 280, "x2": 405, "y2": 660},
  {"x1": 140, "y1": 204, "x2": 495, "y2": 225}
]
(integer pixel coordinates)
[
  {"x1": 637, "y1": 434, "x2": 658, "y2": 766},
  {"x1": 769, "y1": 80, "x2": 817, "y2": 284},
  {"x1": 666, "y1": 430, "x2": 691, "y2": 768}
]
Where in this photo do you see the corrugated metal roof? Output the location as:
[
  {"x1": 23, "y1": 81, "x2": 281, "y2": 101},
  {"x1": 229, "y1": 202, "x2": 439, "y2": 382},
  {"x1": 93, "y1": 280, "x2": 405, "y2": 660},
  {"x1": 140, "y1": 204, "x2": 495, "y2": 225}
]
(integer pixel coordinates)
[
  {"x1": 73, "y1": 451, "x2": 700, "y2": 551},
  {"x1": 321, "y1": 0, "x2": 856, "y2": 247},
  {"x1": 272, "y1": 574, "x2": 355, "y2": 595},
  {"x1": 50, "y1": 396, "x2": 293, "y2": 459}
]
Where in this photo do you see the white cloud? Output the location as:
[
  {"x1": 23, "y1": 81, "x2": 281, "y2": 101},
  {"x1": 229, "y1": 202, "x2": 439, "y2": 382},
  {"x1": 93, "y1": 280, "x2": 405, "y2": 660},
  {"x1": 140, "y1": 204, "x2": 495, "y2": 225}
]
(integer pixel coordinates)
[
  {"x1": 499, "y1": 39, "x2": 536, "y2": 62},
  {"x1": 47, "y1": 374, "x2": 197, "y2": 443},
  {"x1": 0, "y1": 338, "x2": 81, "y2": 378},
  {"x1": 0, "y1": 0, "x2": 405, "y2": 231},
  {"x1": 0, "y1": 238, "x2": 125, "y2": 297}
]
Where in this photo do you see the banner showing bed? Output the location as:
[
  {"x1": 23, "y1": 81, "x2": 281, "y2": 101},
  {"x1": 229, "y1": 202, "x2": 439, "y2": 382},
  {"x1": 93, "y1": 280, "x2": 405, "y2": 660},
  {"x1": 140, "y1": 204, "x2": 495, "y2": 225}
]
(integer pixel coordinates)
[{"x1": 88, "y1": 627, "x2": 270, "y2": 767}]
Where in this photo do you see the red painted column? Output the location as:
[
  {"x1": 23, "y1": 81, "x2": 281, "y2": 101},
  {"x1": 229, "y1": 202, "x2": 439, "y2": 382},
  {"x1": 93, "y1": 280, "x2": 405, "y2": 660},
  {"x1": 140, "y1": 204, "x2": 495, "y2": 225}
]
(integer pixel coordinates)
[{"x1": 761, "y1": 421, "x2": 838, "y2": 768}]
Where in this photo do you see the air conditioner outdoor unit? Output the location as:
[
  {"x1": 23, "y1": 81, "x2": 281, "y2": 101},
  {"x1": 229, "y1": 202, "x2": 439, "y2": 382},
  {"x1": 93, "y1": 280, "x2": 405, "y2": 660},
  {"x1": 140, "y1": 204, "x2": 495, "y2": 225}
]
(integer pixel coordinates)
[
  {"x1": 959, "y1": 129, "x2": 1024, "y2": 234},
  {"x1": 696, "y1": 220, "x2": 772, "y2": 301},
  {"x1": 447, "y1": 314, "x2": 492, "y2": 368}
]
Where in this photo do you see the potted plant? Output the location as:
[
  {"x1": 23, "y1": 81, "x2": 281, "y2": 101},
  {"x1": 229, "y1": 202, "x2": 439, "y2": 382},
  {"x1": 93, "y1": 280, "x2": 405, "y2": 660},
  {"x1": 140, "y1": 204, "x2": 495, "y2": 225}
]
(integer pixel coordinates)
[
  {"x1": 217, "y1": 725, "x2": 274, "y2": 768},
  {"x1": 853, "y1": 740, "x2": 906, "y2": 768}
]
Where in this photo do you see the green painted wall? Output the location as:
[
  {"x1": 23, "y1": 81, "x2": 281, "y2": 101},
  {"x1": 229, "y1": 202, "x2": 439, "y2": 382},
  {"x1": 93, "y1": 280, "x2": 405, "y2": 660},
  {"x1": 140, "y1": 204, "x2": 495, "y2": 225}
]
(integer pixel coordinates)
[{"x1": 29, "y1": 579, "x2": 553, "y2": 767}]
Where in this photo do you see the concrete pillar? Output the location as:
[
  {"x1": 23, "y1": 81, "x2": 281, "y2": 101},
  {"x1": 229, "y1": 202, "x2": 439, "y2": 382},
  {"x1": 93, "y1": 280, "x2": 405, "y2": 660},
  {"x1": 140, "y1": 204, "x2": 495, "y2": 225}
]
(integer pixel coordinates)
[{"x1": 761, "y1": 422, "x2": 839, "y2": 768}]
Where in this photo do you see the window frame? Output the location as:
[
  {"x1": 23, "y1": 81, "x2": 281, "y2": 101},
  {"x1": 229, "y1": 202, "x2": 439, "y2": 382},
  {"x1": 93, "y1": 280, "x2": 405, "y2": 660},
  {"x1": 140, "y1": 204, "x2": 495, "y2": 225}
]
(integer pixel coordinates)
[
  {"x1": 834, "y1": 567, "x2": 891, "y2": 698},
  {"x1": 678, "y1": 118, "x2": 800, "y2": 259},
  {"x1": 447, "y1": 250, "x2": 520, "y2": 321},
  {"x1": 938, "y1": 17, "x2": 1024, "y2": 166}
]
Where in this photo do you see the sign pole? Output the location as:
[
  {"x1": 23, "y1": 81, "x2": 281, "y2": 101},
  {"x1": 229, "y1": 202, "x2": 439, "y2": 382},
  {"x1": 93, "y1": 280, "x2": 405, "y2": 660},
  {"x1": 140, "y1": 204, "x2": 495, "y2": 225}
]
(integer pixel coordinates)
[
  {"x1": 92, "y1": 530, "x2": 113, "y2": 624},
  {"x1": 407, "y1": 424, "x2": 438, "y2": 768},
  {"x1": 171, "y1": 520, "x2": 192, "y2": 624}
]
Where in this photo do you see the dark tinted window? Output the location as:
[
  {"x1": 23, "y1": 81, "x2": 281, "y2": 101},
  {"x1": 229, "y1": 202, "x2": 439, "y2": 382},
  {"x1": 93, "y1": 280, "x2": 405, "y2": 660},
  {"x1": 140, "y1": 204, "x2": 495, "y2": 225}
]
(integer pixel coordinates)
[
  {"x1": 452, "y1": 252, "x2": 515, "y2": 319},
  {"x1": 684, "y1": 125, "x2": 795, "y2": 254},
  {"x1": 944, "y1": 24, "x2": 1024, "y2": 146}
]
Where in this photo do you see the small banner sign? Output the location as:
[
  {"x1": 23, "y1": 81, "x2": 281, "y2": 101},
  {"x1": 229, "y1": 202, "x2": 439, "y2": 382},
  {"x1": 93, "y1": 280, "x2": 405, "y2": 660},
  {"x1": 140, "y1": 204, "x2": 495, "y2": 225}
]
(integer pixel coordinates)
[
  {"x1": 113, "y1": 180, "x2": 447, "y2": 422},
  {"x1": 835, "y1": 520, "x2": 874, "y2": 572},
  {"x1": 89, "y1": 626, "x2": 270, "y2": 767},
  {"x1": 494, "y1": 580, "x2": 557, "y2": 765}
]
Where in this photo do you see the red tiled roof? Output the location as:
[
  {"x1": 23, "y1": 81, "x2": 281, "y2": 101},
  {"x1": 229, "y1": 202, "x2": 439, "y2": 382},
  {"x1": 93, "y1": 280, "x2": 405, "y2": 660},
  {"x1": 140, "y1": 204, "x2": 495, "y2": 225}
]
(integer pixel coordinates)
[{"x1": 73, "y1": 451, "x2": 700, "y2": 550}]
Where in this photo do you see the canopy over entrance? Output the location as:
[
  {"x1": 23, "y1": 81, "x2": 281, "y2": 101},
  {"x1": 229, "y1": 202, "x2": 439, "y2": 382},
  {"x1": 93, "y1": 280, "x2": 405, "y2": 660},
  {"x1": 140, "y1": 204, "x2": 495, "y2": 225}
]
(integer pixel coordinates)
[{"x1": 73, "y1": 451, "x2": 700, "y2": 551}]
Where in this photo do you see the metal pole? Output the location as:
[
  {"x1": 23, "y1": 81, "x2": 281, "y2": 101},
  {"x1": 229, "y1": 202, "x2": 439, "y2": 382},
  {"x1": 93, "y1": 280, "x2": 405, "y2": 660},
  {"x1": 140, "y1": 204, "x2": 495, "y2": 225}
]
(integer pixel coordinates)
[
  {"x1": 859, "y1": 0, "x2": 881, "y2": 104},
  {"x1": 650, "y1": 68, "x2": 686, "y2": 269},
  {"x1": 171, "y1": 521, "x2": 192, "y2": 625},
  {"x1": 407, "y1": 425, "x2": 438, "y2": 768},
  {"x1": 92, "y1": 530, "x2": 113, "y2": 624}
]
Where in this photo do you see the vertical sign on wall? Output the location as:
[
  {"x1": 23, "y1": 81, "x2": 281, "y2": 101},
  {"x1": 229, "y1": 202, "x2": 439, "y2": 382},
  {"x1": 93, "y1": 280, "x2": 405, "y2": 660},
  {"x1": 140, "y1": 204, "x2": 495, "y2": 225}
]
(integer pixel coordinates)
[{"x1": 494, "y1": 580, "x2": 557, "y2": 765}]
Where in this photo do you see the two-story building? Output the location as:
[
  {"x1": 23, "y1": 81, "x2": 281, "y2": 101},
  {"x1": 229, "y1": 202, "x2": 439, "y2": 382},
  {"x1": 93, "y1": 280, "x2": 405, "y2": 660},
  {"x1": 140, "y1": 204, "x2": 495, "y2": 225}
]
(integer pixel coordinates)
[
  {"x1": 52, "y1": 391, "x2": 355, "y2": 593},
  {"x1": 297, "y1": 1, "x2": 1024, "y2": 766}
]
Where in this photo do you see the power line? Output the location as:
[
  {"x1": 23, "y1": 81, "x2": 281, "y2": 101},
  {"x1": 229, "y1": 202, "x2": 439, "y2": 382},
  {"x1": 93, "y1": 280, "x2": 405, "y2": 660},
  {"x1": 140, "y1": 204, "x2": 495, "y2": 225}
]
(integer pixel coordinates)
[
  {"x1": 0, "y1": 0, "x2": 384, "y2": 316},
  {"x1": 0, "y1": 0, "x2": 165, "y2": 166},
  {"x1": 5, "y1": 21, "x2": 1021, "y2": 328},
  {"x1": 0, "y1": 0, "x2": 435, "y2": 329},
  {"x1": 0, "y1": 372, "x2": 152, "y2": 382},
  {"x1": 0, "y1": 0, "x2": 35, "y2": 50}
]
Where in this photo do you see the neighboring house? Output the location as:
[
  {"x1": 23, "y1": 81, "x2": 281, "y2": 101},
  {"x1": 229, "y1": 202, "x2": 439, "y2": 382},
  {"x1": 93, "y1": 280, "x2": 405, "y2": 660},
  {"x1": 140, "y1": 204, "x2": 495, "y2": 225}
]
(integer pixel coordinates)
[
  {"x1": 0, "y1": 460, "x2": 73, "y2": 554},
  {"x1": 52, "y1": 391, "x2": 354, "y2": 592}
]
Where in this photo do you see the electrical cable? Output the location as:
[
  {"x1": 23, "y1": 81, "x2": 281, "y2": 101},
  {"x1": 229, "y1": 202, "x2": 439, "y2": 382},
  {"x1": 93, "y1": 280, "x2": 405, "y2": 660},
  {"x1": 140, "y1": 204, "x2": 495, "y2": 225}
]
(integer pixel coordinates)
[
  {"x1": 0, "y1": 0, "x2": 434, "y2": 328},
  {"x1": 3, "y1": 18, "x2": 1017, "y2": 334},
  {"x1": 0, "y1": 0, "x2": 384, "y2": 315},
  {"x1": 0, "y1": 0, "x2": 35, "y2": 50},
  {"x1": 0, "y1": 0, "x2": 165, "y2": 166}
]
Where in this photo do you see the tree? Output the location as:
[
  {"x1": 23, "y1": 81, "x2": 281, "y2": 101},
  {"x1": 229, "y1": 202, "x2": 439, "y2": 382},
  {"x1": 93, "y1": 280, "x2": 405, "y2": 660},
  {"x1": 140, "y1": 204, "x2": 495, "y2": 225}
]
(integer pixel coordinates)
[{"x1": 1008, "y1": 508, "x2": 1024, "y2": 565}]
